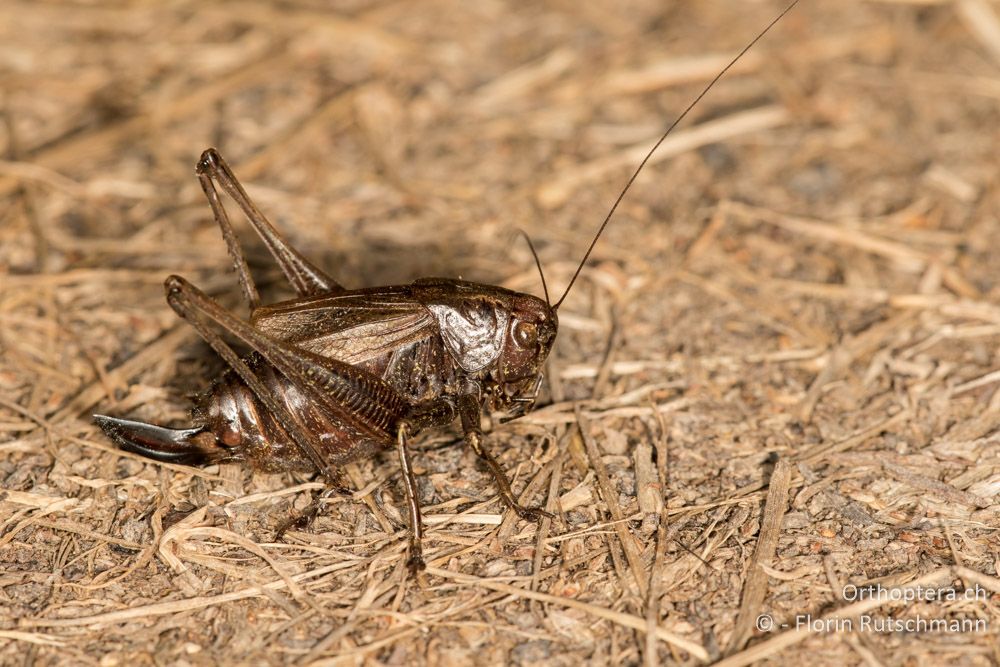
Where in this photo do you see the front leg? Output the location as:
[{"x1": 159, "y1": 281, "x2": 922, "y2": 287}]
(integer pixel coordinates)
[{"x1": 458, "y1": 393, "x2": 553, "y2": 522}]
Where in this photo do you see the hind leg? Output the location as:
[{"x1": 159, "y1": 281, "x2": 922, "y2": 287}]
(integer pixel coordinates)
[
  {"x1": 196, "y1": 148, "x2": 344, "y2": 300},
  {"x1": 274, "y1": 477, "x2": 352, "y2": 540}
]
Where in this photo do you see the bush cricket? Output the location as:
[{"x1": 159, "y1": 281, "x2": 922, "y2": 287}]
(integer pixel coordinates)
[{"x1": 95, "y1": 1, "x2": 799, "y2": 573}]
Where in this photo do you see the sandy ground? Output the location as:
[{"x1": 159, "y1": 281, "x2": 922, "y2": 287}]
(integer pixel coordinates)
[{"x1": 2, "y1": 0, "x2": 1000, "y2": 665}]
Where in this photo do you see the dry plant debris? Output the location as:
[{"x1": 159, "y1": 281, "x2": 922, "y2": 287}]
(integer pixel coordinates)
[{"x1": 2, "y1": 0, "x2": 1000, "y2": 665}]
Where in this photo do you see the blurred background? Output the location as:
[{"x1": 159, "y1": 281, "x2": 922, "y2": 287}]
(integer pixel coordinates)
[{"x1": 2, "y1": 0, "x2": 1000, "y2": 664}]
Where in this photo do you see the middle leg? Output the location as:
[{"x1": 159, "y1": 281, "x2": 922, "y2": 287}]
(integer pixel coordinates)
[{"x1": 396, "y1": 422, "x2": 425, "y2": 574}]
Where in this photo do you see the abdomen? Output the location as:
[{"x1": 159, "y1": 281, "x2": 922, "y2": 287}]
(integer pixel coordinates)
[{"x1": 196, "y1": 355, "x2": 387, "y2": 473}]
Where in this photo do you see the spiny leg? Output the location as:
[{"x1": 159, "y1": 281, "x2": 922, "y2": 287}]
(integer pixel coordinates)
[
  {"x1": 196, "y1": 148, "x2": 344, "y2": 297},
  {"x1": 164, "y1": 275, "x2": 404, "y2": 471},
  {"x1": 197, "y1": 164, "x2": 261, "y2": 310},
  {"x1": 396, "y1": 422, "x2": 425, "y2": 574},
  {"x1": 165, "y1": 276, "x2": 342, "y2": 482},
  {"x1": 164, "y1": 275, "x2": 408, "y2": 534},
  {"x1": 165, "y1": 278, "x2": 352, "y2": 535},
  {"x1": 458, "y1": 394, "x2": 552, "y2": 522}
]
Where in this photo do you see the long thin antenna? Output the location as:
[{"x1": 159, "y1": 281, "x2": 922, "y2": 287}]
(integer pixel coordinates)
[
  {"x1": 520, "y1": 229, "x2": 550, "y2": 307},
  {"x1": 553, "y1": 0, "x2": 801, "y2": 309}
]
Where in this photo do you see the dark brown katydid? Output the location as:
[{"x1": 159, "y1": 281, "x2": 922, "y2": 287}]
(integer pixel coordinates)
[{"x1": 95, "y1": 1, "x2": 799, "y2": 573}]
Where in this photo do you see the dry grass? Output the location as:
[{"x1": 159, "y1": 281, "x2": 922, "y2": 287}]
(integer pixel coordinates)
[{"x1": 3, "y1": 0, "x2": 1000, "y2": 665}]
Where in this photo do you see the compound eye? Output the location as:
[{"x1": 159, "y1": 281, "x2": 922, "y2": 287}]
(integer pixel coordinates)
[{"x1": 513, "y1": 321, "x2": 537, "y2": 348}]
